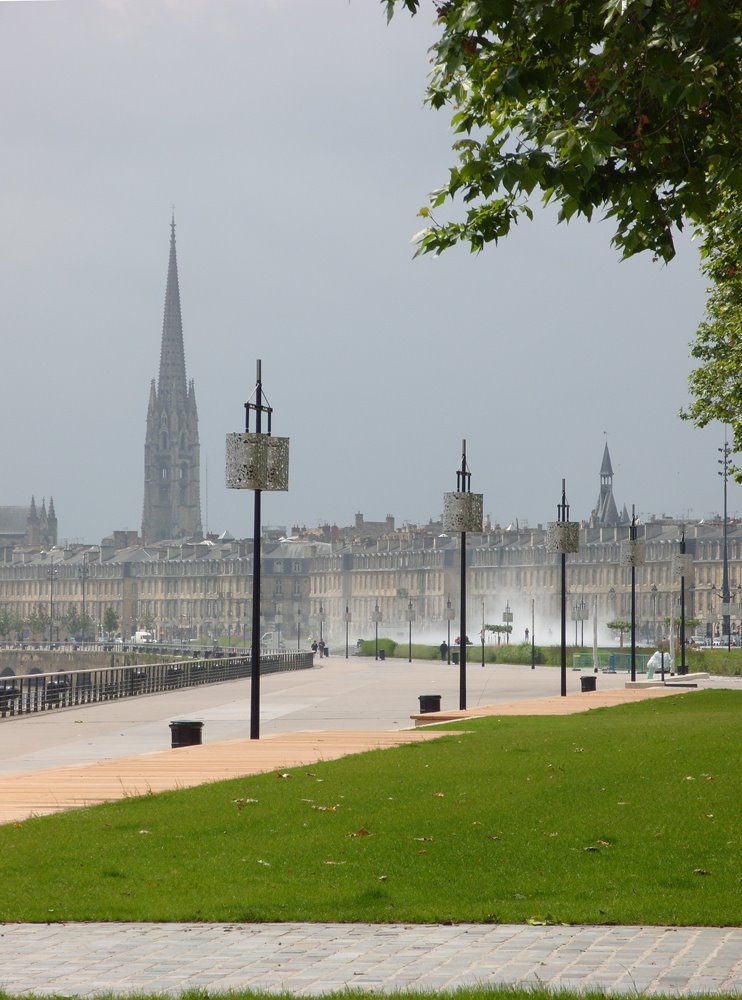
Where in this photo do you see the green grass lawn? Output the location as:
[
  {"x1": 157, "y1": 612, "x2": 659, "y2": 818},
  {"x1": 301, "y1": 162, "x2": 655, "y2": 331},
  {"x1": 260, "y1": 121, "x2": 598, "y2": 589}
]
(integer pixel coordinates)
[{"x1": 0, "y1": 689, "x2": 739, "y2": 926}]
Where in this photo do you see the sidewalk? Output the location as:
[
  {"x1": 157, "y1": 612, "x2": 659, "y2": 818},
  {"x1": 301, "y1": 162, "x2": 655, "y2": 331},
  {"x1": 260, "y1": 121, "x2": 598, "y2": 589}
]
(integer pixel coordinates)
[
  {"x1": 0, "y1": 921, "x2": 739, "y2": 995},
  {"x1": 1, "y1": 659, "x2": 740, "y2": 997}
]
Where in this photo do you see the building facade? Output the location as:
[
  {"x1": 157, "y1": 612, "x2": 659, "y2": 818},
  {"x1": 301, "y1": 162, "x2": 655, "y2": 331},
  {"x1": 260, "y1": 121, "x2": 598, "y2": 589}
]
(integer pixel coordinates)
[{"x1": 0, "y1": 517, "x2": 740, "y2": 649}]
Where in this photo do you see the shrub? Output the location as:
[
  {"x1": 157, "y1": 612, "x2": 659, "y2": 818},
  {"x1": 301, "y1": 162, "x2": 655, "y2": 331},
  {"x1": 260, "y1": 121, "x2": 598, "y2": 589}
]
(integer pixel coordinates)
[{"x1": 358, "y1": 637, "x2": 397, "y2": 657}]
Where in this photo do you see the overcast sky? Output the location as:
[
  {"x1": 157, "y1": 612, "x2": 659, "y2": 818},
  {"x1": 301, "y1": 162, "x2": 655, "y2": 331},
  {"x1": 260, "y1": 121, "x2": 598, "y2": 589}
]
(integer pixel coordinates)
[{"x1": 1, "y1": 0, "x2": 732, "y2": 544}]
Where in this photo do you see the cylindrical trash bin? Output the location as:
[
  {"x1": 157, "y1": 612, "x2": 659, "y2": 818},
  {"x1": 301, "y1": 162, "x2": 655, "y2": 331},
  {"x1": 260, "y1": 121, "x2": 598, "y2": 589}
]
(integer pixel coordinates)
[
  {"x1": 418, "y1": 694, "x2": 442, "y2": 713},
  {"x1": 580, "y1": 675, "x2": 597, "y2": 693},
  {"x1": 169, "y1": 719, "x2": 204, "y2": 748},
  {"x1": 378, "y1": 649, "x2": 386, "y2": 661},
  {"x1": 451, "y1": 650, "x2": 459, "y2": 665}
]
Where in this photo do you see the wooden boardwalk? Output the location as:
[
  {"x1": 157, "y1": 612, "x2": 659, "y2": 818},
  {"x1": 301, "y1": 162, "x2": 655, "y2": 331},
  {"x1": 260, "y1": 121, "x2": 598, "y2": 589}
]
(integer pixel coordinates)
[
  {"x1": 0, "y1": 684, "x2": 693, "y2": 825},
  {"x1": 0, "y1": 728, "x2": 455, "y2": 825}
]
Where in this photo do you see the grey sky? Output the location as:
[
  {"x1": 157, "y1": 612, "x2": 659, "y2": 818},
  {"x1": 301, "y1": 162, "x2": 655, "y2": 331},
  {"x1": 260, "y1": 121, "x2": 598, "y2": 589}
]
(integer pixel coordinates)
[{"x1": 1, "y1": 0, "x2": 729, "y2": 544}]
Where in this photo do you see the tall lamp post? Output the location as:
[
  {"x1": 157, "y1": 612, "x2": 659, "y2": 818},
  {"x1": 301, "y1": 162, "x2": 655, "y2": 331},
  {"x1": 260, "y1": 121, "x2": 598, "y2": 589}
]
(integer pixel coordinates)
[
  {"x1": 79, "y1": 553, "x2": 89, "y2": 643},
  {"x1": 296, "y1": 608, "x2": 302, "y2": 651},
  {"x1": 530, "y1": 598, "x2": 536, "y2": 670},
  {"x1": 445, "y1": 595, "x2": 455, "y2": 664},
  {"x1": 679, "y1": 528, "x2": 687, "y2": 673},
  {"x1": 719, "y1": 436, "x2": 732, "y2": 649},
  {"x1": 344, "y1": 603, "x2": 351, "y2": 659},
  {"x1": 673, "y1": 528, "x2": 693, "y2": 675},
  {"x1": 274, "y1": 609, "x2": 283, "y2": 651},
  {"x1": 623, "y1": 505, "x2": 644, "y2": 684},
  {"x1": 502, "y1": 600, "x2": 513, "y2": 644},
  {"x1": 546, "y1": 480, "x2": 580, "y2": 697},
  {"x1": 480, "y1": 600, "x2": 485, "y2": 667},
  {"x1": 318, "y1": 602, "x2": 325, "y2": 647},
  {"x1": 48, "y1": 557, "x2": 57, "y2": 647},
  {"x1": 442, "y1": 440, "x2": 484, "y2": 710},
  {"x1": 407, "y1": 599, "x2": 415, "y2": 662},
  {"x1": 372, "y1": 601, "x2": 382, "y2": 660},
  {"x1": 226, "y1": 359, "x2": 290, "y2": 740}
]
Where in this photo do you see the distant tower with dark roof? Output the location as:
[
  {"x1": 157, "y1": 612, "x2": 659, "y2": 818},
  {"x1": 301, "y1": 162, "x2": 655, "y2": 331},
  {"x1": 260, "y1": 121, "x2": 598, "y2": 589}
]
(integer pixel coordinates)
[
  {"x1": 590, "y1": 443, "x2": 627, "y2": 527},
  {"x1": 141, "y1": 216, "x2": 202, "y2": 543}
]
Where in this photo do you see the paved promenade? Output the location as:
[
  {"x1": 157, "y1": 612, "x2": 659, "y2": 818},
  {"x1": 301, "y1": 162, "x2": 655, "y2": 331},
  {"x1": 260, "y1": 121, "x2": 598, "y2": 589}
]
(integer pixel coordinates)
[
  {"x1": 0, "y1": 921, "x2": 740, "y2": 996},
  {"x1": 1, "y1": 657, "x2": 740, "y2": 996}
]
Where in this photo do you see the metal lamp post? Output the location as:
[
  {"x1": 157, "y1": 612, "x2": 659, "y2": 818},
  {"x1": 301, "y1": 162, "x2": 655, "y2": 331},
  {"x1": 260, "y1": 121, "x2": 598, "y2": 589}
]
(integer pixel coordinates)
[
  {"x1": 442, "y1": 440, "x2": 484, "y2": 710},
  {"x1": 274, "y1": 609, "x2": 283, "y2": 650},
  {"x1": 344, "y1": 603, "x2": 351, "y2": 659},
  {"x1": 225, "y1": 359, "x2": 289, "y2": 740},
  {"x1": 531, "y1": 598, "x2": 536, "y2": 670},
  {"x1": 651, "y1": 584, "x2": 658, "y2": 643},
  {"x1": 502, "y1": 600, "x2": 513, "y2": 645},
  {"x1": 719, "y1": 436, "x2": 732, "y2": 649},
  {"x1": 673, "y1": 529, "x2": 693, "y2": 675},
  {"x1": 407, "y1": 599, "x2": 415, "y2": 662},
  {"x1": 296, "y1": 608, "x2": 301, "y2": 651},
  {"x1": 446, "y1": 596, "x2": 454, "y2": 664},
  {"x1": 318, "y1": 602, "x2": 325, "y2": 646},
  {"x1": 679, "y1": 528, "x2": 687, "y2": 673},
  {"x1": 546, "y1": 480, "x2": 580, "y2": 697},
  {"x1": 79, "y1": 553, "x2": 89, "y2": 643},
  {"x1": 481, "y1": 600, "x2": 485, "y2": 667},
  {"x1": 372, "y1": 601, "x2": 382, "y2": 660},
  {"x1": 622, "y1": 504, "x2": 644, "y2": 684},
  {"x1": 48, "y1": 558, "x2": 57, "y2": 647}
]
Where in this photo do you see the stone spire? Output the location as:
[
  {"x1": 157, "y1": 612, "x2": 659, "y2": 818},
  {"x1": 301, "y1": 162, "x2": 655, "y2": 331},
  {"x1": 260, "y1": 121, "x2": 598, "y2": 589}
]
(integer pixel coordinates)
[
  {"x1": 158, "y1": 213, "x2": 188, "y2": 404},
  {"x1": 591, "y1": 442, "x2": 623, "y2": 527},
  {"x1": 141, "y1": 216, "x2": 202, "y2": 544}
]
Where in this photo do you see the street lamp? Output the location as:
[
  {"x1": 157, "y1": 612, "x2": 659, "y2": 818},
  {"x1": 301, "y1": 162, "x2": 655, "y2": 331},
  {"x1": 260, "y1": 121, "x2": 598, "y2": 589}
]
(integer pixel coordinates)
[
  {"x1": 48, "y1": 557, "x2": 58, "y2": 647},
  {"x1": 344, "y1": 602, "x2": 351, "y2": 659},
  {"x1": 622, "y1": 504, "x2": 644, "y2": 684},
  {"x1": 274, "y1": 609, "x2": 283, "y2": 650},
  {"x1": 719, "y1": 436, "x2": 732, "y2": 649},
  {"x1": 79, "y1": 553, "x2": 89, "y2": 643},
  {"x1": 445, "y1": 595, "x2": 454, "y2": 664},
  {"x1": 673, "y1": 528, "x2": 693, "y2": 675},
  {"x1": 372, "y1": 601, "x2": 382, "y2": 660},
  {"x1": 318, "y1": 602, "x2": 325, "y2": 646},
  {"x1": 442, "y1": 439, "x2": 484, "y2": 710},
  {"x1": 546, "y1": 479, "x2": 580, "y2": 697},
  {"x1": 572, "y1": 597, "x2": 588, "y2": 647},
  {"x1": 406, "y1": 599, "x2": 415, "y2": 662},
  {"x1": 226, "y1": 359, "x2": 290, "y2": 740},
  {"x1": 502, "y1": 600, "x2": 513, "y2": 645},
  {"x1": 480, "y1": 600, "x2": 485, "y2": 667},
  {"x1": 296, "y1": 608, "x2": 302, "y2": 651}
]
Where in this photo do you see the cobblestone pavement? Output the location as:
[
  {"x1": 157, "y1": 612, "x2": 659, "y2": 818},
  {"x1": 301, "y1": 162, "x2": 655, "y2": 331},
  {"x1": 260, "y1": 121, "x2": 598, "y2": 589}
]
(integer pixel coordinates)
[{"x1": 0, "y1": 922, "x2": 740, "y2": 996}]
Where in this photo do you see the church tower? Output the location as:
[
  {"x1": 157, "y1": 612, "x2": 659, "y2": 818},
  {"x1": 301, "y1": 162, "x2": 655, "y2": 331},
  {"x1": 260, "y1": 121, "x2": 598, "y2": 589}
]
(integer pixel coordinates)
[
  {"x1": 141, "y1": 217, "x2": 202, "y2": 544},
  {"x1": 590, "y1": 442, "x2": 627, "y2": 527}
]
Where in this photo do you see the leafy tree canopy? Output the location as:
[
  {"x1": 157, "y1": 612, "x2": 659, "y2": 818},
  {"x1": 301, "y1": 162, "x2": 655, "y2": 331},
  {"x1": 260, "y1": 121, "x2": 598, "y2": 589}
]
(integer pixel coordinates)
[
  {"x1": 385, "y1": 0, "x2": 741, "y2": 263},
  {"x1": 682, "y1": 200, "x2": 742, "y2": 474}
]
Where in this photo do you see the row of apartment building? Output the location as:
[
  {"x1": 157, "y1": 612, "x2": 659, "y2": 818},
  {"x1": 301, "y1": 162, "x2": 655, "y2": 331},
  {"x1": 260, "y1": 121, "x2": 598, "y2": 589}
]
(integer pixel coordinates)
[{"x1": 0, "y1": 516, "x2": 739, "y2": 648}]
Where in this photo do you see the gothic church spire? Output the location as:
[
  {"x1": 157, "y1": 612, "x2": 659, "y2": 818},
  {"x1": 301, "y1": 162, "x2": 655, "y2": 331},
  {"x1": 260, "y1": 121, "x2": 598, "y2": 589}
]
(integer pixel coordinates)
[
  {"x1": 141, "y1": 216, "x2": 202, "y2": 544},
  {"x1": 158, "y1": 213, "x2": 187, "y2": 402}
]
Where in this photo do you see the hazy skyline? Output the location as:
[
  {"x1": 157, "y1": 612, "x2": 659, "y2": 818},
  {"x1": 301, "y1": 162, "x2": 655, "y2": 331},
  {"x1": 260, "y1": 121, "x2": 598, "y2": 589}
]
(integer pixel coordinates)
[{"x1": 1, "y1": 1, "x2": 733, "y2": 545}]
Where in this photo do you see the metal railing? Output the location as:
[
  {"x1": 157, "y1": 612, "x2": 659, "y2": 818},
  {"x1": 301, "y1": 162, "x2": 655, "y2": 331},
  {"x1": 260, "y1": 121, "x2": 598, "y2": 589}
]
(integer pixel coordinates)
[{"x1": 0, "y1": 650, "x2": 314, "y2": 719}]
